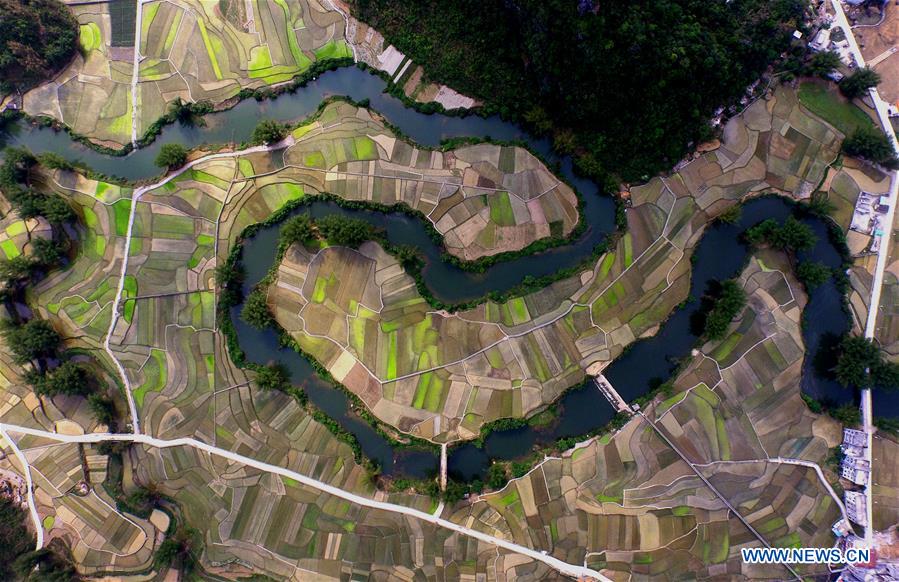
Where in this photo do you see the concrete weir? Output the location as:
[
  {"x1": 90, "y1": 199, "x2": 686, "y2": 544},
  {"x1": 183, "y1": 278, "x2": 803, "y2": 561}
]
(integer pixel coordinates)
[{"x1": 593, "y1": 374, "x2": 631, "y2": 413}]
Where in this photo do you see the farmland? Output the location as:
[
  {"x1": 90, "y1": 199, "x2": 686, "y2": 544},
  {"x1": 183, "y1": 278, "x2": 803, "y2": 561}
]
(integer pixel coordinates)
[
  {"x1": 15, "y1": 98, "x2": 580, "y2": 455},
  {"x1": 3, "y1": 0, "x2": 894, "y2": 576},
  {"x1": 456, "y1": 251, "x2": 843, "y2": 580},
  {"x1": 797, "y1": 81, "x2": 876, "y2": 137},
  {"x1": 20, "y1": 0, "x2": 354, "y2": 148},
  {"x1": 0, "y1": 78, "x2": 881, "y2": 579},
  {"x1": 266, "y1": 85, "x2": 847, "y2": 443}
]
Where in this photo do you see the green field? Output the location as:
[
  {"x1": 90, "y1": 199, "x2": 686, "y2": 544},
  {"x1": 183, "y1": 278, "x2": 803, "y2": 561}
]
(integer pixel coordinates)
[
  {"x1": 798, "y1": 82, "x2": 875, "y2": 135},
  {"x1": 488, "y1": 192, "x2": 516, "y2": 226}
]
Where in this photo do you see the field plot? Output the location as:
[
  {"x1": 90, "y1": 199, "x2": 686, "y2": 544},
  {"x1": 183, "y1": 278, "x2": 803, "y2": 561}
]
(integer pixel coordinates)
[
  {"x1": 31, "y1": 170, "x2": 134, "y2": 351},
  {"x1": 0, "y1": 82, "x2": 868, "y2": 578},
  {"x1": 797, "y1": 81, "x2": 876, "y2": 137},
  {"x1": 267, "y1": 195, "x2": 692, "y2": 443},
  {"x1": 0, "y1": 203, "x2": 52, "y2": 262},
  {"x1": 78, "y1": 100, "x2": 579, "y2": 444},
  {"x1": 656, "y1": 251, "x2": 840, "y2": 464},
  {"x1": 23, "y1": 0, "x2": 353, "y2": 147},
  {"x1": 872, "y1": 435, "x2": 899, "y2": 530},
  {"x1": 211, "y1": 101, "x2": 579, "y2": 260},
  {"x1": 453, "y1": 251, "x2": 842, "y2": 580},
  {"x1": 858, "y1": 159, "x2": 899, "y2": 355}
]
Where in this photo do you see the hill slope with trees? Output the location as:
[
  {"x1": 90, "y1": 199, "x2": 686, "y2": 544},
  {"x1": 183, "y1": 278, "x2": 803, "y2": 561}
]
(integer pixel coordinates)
[
  {"x1": 0, "y1": 0, "x2": 79, "y2": 93},
  {"x1": 352, "y1": 0, "x2": 805, "y2": 182}
]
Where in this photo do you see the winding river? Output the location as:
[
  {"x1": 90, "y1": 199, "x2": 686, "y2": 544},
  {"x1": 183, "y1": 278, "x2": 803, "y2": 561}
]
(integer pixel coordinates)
[{"x1": 4, "y1": 65, "x2": 895, "y2": 481}]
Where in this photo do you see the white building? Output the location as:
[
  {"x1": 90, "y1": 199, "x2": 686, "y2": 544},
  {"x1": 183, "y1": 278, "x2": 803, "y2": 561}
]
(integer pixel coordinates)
[
  {"x1": 845, "y1": 491, "x2": 868, "y2": 526},
  {"x1": 811, "y1": 28, "x2": 831, "y2": 52},
  {"x1": 844, "y1": 428, "x2": 868, "y2": 448},
  {"x1": 842, "y1": 456, "x2": 871, "y2": 485}
]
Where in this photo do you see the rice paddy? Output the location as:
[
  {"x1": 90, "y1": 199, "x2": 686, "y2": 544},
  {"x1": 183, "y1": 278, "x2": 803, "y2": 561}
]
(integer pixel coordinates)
[
  {"x1": 455, "y1": 250, "x2": 842, "y2": 580},
  {"x1": 262, "y1": 87, "x2": 852, "y2": 443},
  {"x1": 23, "y1": 0, "x2": 355, "y2": 148},
  {"x1": 0, "y1": 80, "x2": 878, "y2": 580}
]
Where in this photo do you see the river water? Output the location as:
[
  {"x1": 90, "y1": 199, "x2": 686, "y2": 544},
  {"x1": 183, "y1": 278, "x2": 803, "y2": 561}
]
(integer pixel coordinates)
[{"x1": 4, "y1": 65, "x2": 895, "y2": 481}]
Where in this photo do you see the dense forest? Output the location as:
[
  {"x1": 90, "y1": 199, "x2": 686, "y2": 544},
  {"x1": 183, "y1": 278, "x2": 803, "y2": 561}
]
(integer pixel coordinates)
[
  {"x1": 0, "y1": 0, "x2": 79, "y2": 93},
  {"x1": 352, "y1": 0, "x2": 805, "y2": 182}
]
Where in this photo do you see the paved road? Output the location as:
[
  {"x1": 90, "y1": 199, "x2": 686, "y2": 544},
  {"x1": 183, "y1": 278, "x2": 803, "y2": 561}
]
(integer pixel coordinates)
[
  {"x1": 868, "y1": 46, "x2": 899, "y2": 67},
  {"x1": 0, "y1": 423, "x2": 609, "y2": 581},
  {"x1": 130, "y1": 0, "x2": 144, "y2": 146},
  {"x1": 832, "y1": 0, "x2": 899, "y2": 545}
]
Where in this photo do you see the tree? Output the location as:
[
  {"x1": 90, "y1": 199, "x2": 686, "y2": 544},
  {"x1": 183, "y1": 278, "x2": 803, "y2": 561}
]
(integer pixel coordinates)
[
  {"x1": 833, "y1": 336, "x2": 877, "y2": 387},
  {"x1": 5, "y1": 188, "x2": 74, "y2": 224},
  {"x1": 126, "y1": 483, "x2": 163, "y2": 516},
  {"x1": 745, "y1": 216, "x2": 817, "y2": 252},
  {"x1": 796, "y1": 261, "x2": 831, "y2": 290},
  {"x1": 511, "y1": 461, "x2": 531, "y2": 478},
  {"x1": 0, "y1": 0, "x2": 78, "y2": 92},
  {"x1": 486, "y1": 462, "x2": 508, "y2": 490},
  {"x1": 443, "y1": 480, "x2": 469, "y2": 504},
  {"x1": 280, "y1": 214, "x2": 314, "y2": 247},
  {"x1": 87, "y1": 393, "x2": 116, "y2": 428},
  {"x1": 6, "y1": 188, "x2": 46, "y2": 220},
  {"x1": 30, "y1": 238, "x2": 66, "y2": 266},
  {"x1": 29, "y1": 361, "x2": 92, "y2": 397},
  {"x1": 0, "y1": 147, "x2": 37, "y2": 187},
  {"x1": 37, "y1": 194, "x2": 75, "y2": 224},
  {"x1": 807, "y1": 51, "x2": 842, "y2": 78},
  {"x1": 240, "y1": 287, "x2": 274, "y2": 329},
  {"x1": 167, "y1": 97, "x2": 210, "y2": 127},
  {"x1": 37, "y1": 152, "x2": 74, "y2": 171},
  {"x1": 840, "y1": 67, "x2": 881, "y2": 99},
  {"x1": 703, "y1": 279, "x2": 747, "y2": 340},
  {"x1": 842, "y1": 127, "x2": 899, "y2": 169},
  {"x1": 0, "y1": 255, "x2": 35, "y2": 284},
  {"x1": 0, "y1": 498, "x2": 36, "y2": 580},
  {"x1": 2, "y1": 318, "x2": 61, "y2": 365},
  {"x1": 316, "y1": 214, "x2": 375, "y2": 247},
  {"x1": 254, "y1": 362, "x2": 291, "y2": 391},
  {"x1": 716, "y1": 205, "x2": 742, "y2": 225},
  {"x1": 251, "y1": 119, "x2": 287, "y2": 145},
  {"x1": 13, "y1": 544, "x2": 79, "y2": 581},
  {"x1": 156, "y1": 526, "x2": 201, "y2": 577},
  {"x1": 352, "y1": 0, "x2": 805, "y2": 182},
  {"x1": 392, "y1": 244, "x2": 422, "y2": 268},
  {"x1": 215, "y1": 262, "x2": 244, "y2": 307},
  {"x1": 777, "y1": 216, "x2": 818, "y2": 251},
  {"x1": 154, "y1": 143, "x2": 188, "y2": 169},
  {"x1": 803, "y1": 193, "x2": 836, "y2": 217},
  {"x1": 833, "y1": 335, "x2": 899, "y2": 390}
]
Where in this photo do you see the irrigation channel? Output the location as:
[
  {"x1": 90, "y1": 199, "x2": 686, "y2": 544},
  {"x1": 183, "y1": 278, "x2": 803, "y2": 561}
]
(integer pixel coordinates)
[{"x1": 2, "y1": 66, "x2": 895, "y2": 481}]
